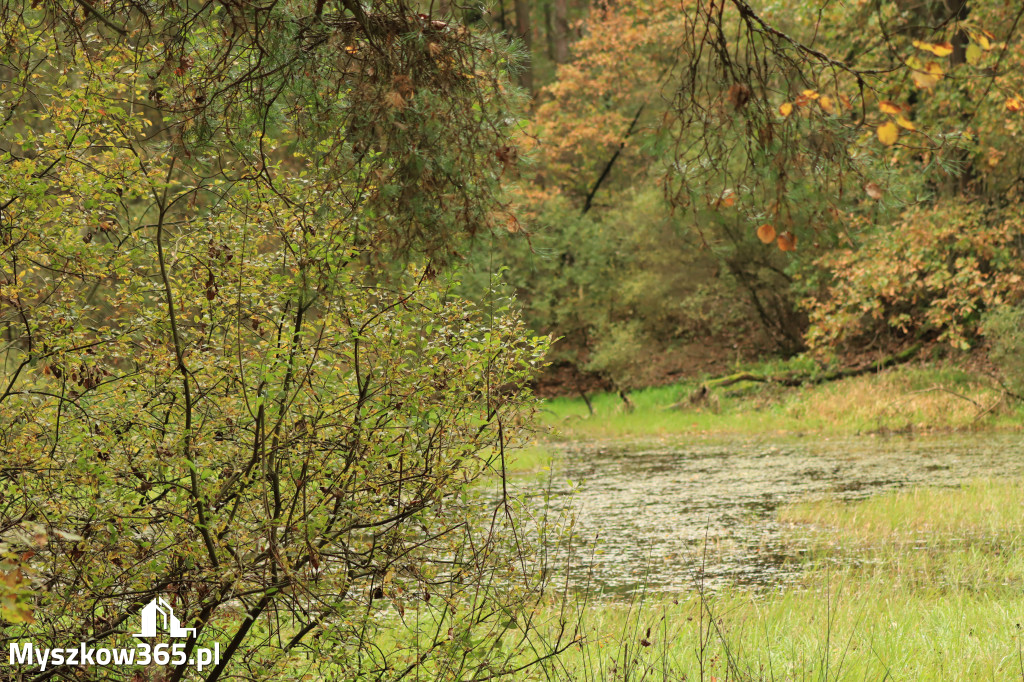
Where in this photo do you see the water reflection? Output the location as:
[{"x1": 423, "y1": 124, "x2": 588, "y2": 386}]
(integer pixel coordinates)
[{"x1": 516, "y1": 434, "x2": 1024, "y2": 595}]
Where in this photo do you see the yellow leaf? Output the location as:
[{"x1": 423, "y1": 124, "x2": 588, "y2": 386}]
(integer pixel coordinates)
[
  {"x1": 756, "y1": 223, "x2": 776, "y2": 244},
  {"x1": 911, "y1": 71, "x2": 936, "y2": 89},
  {"x1": 965, "y1": 44, "x2": 983, "y2": 65},
  {"x1": 912, "y1": 39, "x2": 953, "y2": 57},
  {"x1": 801, "y1": 89, "x2": 820, "y2": 100},
  {"x1": 911, "y1": 62, "x2": 943, "y2": 90},
  {"x1": 896, "y1": 115, "x2": 916, "y2": 130},
  {"x1": 779, "y1": 102, "x2": 793, "y2": 117},
  {"x1": 878, "y1": 100, "x2": 902, "y2": 114},
  {"x1": 1007, "y1": 97, "x2": 1023, "y2": 113},
  {"x1": 818, "y1": 96, "x2": 834, "y2": 114},
  {"x1": 973, "y1": 32, "x2": 992, "y2": 50},
  {"x1": 877, "y1": 121, "x2": 899, "y2": 146}
]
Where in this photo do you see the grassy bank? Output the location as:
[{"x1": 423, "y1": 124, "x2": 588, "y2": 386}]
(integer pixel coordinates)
[
  {"x1": 527, "y1": 478, "x2": 1024, "y2": 681},
  {"x1": 393, "y1": 450, "x2": 1024, "y2": 679},
  {"x1": 535, "y1": 361, "x2": 1023, "y2": 442},
  {"x1": 479, "y1": 363, "x2": 1024, "y2": 679}
]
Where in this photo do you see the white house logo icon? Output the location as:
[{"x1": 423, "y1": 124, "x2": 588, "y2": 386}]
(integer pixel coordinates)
[{"x1": 133, "y1": 598, "x2": 197, "y2": 639}]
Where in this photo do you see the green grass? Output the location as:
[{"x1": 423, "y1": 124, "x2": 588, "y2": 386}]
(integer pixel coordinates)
[
  {"x1": 538, "y1": 360, "x2": 1024, "y2": 441},
  {"x1": 355, "y1": 475, "x2": 1024, "y2": 680},
  {"x1": 780, "y1": 478, "x2": 1024, "y2": 592},
  {"x1": 782, "y1": 478, "x2": 1024, "y2": 541},
  {"x1": 450, "y1": 361, "x2": 1024, "y2": 679},
  {"x1": 525, "y1": 477, "x2": 1024, "y2": 681},
  {"x1": 536, "y1": 577, "x2": 1024, "y2": 681},
  {"x1": 501, "y1": 443, "x2": 562, "y2": 475}
]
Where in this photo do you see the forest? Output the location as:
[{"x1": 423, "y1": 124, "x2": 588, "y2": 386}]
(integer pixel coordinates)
[{"x1": 2, "y1": 0, "x2": 1024, "y2": 680}]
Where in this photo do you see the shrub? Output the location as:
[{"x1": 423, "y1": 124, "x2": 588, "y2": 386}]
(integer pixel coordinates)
[
  {"x1": 803, "y1": 201, "x2": 1024, "y2": 352},
  {"x1": 981, "y1": 305, "x2": 1024, "y2": 397}
]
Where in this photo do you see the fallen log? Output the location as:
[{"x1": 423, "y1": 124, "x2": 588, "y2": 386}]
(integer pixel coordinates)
[{"x1": 669, "y1": 343, "x2": 923, "y2": 410}]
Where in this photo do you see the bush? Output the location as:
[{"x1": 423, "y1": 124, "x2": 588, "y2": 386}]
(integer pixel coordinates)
[
  {"x1": 803, "y1": 201, "x2": 1024, "y2": 352},
  {"x1": 981, "y1": 305, "x2": 1024, "y2": 397},
  {"x1": 0, "y1": 5, "x2": 564, "y2": 680}
]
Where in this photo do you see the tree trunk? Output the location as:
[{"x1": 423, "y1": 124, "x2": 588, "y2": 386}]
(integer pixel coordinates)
[
  {"x1": 550, "y1": 0, "x2": 570, "y2": 63},
  {"x1": 513, "y1": 0, "x2": 533, "y2": 93},
  {"x1": 496, "y1": 0, "x2": 507, "y2": 31},
  {"x1": 544, "y1": 4, "x2": 555, "y2": 61},
  {"x1": 666, "y1": 344, "x2": 925, "y2": 410}
]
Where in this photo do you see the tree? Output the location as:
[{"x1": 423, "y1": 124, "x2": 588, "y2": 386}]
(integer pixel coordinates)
[
  {"x1": 662, "y1": 0, "x2": 1024, "y2": 260},
  {"x1": 513, "y1": 0, "x2": 534, "y2": 92},
  {"x1": 0, "y1": 2, "x2": 566, "y2": 680},
  {"x1": 545, "y1": 0, "x2": 570, "y2": 65},
  {"x1": 495, "y1": 0, "x2": 1024, "y2": 391}
]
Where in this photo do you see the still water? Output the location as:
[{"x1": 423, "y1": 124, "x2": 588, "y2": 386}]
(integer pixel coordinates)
[{"x1": 518, "y1": 434, "x2": 1024, "y2": 595}]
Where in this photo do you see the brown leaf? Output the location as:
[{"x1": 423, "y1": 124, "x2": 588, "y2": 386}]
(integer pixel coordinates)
[
  {"x1": 714, "y1": 189, "x2": 737, "y2": 208},
  {"x1": 727, "y1": 83, "x2": 751, "y2": 110},
  {"x1": 777, "y1": 231, "x2": 797, "y2": 252},
  {"x1": 864, "y1": 182, "x2": 884, "y2": 200},
  {"x1": 756, "y1": 223, "x2": 776, "y2": 244}
]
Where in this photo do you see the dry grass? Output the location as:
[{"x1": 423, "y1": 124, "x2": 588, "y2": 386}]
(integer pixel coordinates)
[{"x1": 785, "y1": 370, "x2": 1005, "y2": 433}]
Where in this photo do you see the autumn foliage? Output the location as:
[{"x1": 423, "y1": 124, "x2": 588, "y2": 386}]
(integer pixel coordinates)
[{"x1": 804, "y1": 201, "x2": 1024, "y2": 352}]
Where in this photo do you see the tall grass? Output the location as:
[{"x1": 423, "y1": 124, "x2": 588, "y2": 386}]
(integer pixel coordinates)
[
  {"x1": 526, "y1": 477, "x2": 1024, "y2": 681},
  {"x1": 537, "y1": 576, "x2": 1024, "y2": 681}
]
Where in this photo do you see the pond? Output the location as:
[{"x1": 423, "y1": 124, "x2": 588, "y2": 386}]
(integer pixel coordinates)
[{"x1": 517, "y1": 433, "x2": 1024, "y2": 595}]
